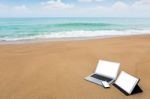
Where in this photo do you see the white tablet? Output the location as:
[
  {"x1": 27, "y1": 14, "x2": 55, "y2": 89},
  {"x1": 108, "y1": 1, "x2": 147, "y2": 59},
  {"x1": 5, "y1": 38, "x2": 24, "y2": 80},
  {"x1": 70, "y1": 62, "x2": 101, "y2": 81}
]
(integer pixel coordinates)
[{"x1": 114, "y1": 71, "x2": 139, "y2": 94}]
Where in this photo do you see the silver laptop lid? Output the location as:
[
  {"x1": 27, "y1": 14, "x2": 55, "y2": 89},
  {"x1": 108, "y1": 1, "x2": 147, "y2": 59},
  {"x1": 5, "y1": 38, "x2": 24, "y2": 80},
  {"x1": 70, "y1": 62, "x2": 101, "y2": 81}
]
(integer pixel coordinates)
[
  {"x1": 114, "y1": 71, "x2": 139, "y2": 94},
  {"x1": 95, "y1": 60, "x2": 120, "y2": 79}
]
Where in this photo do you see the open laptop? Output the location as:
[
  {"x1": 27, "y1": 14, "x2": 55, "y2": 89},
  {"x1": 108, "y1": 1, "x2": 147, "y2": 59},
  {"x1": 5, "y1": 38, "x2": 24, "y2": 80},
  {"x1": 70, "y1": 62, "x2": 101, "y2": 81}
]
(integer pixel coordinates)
[{"x1": 85, "y1": 60, "x2": 120, "y2": 85}]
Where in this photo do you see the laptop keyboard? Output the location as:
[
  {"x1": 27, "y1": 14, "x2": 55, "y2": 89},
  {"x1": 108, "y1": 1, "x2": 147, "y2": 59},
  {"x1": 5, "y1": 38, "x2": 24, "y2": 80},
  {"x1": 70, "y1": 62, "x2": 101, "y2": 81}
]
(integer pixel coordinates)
[{"x1": 91, "y1": 74, "x2": 112, "y2": 82}]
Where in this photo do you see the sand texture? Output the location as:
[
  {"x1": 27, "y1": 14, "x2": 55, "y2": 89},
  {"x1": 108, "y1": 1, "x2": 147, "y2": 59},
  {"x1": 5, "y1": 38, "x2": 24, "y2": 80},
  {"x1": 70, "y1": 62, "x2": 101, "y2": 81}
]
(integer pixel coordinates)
[{"x1": 0, "y1": 35, "x2": 150, "y2": 99}]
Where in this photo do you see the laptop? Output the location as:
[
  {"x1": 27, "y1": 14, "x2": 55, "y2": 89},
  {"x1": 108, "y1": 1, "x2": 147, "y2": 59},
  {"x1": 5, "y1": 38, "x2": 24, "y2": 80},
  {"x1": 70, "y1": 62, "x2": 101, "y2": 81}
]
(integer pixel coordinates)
[{"x1": 85, "y1": 60, "x2": 120, "y2": 85}]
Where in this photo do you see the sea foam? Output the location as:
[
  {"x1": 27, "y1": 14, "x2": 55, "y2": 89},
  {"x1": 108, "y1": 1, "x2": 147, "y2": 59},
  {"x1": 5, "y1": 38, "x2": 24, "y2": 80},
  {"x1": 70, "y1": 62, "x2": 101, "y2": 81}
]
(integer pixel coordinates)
[{"x1": 0, "y1": 30, "x2": 150, "y2": 41}]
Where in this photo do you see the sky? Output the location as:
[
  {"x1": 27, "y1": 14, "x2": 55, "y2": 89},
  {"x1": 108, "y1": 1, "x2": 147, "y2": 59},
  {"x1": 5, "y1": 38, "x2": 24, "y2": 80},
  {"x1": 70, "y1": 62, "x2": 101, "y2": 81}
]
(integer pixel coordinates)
[{"x1": 0, "y1": 0, "x2": 150, "y2": 17}]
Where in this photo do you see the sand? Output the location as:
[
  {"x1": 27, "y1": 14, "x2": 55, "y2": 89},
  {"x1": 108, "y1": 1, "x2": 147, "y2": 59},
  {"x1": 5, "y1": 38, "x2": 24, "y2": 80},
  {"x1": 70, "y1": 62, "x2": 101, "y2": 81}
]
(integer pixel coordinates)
[{"x1": 0, "y1": 35, "x2": 150, "y2": 99}]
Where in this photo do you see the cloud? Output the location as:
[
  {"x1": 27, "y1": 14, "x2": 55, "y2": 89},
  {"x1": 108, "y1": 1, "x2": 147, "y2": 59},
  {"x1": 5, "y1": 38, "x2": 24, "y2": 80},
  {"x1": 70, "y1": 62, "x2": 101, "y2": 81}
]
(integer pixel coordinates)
[
  {"x1": 41, "y1": 0, "x2": 74, "y2": 9},
  {"x1": 112, "y1": 1, "x2": 129, "y2": 11},
  {"x1": 0, "y1": 0, "x2": 150, "y2": 17},
  {"x1": 13, "y1": 5, "x2": 28, "y2": 12},
  {"x1": 71, "y1": 1, "x2": 129, "y2": 17},
  {"x1": 78, "y1": 0, "x2": 103, "y2": 3},
  {"x1": 132, "y1": 0, "x2": 150, "y2": 10},
  {"x1": 71, "y1": 1, "x2": 150, "y2": 17},
  {"x1": 137, "y1": 0, "x2": 150, "y2": 4},
  {"x1": 0, "y1": 4, "x2": 31, "y2": 17},
  {"x1": 127, "y1": 0, "x2": 150, "y2": 17},
  {"x1": 78, "y1": 0, "x2": 94, "y2": 2}
]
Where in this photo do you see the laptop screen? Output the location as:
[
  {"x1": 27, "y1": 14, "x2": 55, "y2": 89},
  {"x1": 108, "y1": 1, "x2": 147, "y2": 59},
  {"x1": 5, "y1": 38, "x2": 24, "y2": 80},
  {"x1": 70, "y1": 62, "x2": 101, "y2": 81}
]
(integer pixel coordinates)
[
  {"x1": 95, "y1": 60, "x2": 120, "y2": 79},
  {"x1": 114, "y1": 71, "x2": 139, "y2": 94}
]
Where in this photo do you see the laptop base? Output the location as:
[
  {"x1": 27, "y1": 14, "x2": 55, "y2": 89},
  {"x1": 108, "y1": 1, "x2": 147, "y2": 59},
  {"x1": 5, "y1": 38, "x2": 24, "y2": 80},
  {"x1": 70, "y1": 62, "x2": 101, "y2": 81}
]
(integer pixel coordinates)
[
  {"x1": 85, "y1": 75, "x2": 103, "y2": 85},
  {"x1": 85, "y1": 74, "x2": 114, "y2": 86}
]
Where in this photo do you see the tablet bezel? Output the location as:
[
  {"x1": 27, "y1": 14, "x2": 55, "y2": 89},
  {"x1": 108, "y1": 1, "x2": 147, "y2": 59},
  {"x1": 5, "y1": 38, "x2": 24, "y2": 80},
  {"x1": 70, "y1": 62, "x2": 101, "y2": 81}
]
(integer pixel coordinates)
[{"x1": 114, "y1": 71, "x2": 140, "y2": 94}]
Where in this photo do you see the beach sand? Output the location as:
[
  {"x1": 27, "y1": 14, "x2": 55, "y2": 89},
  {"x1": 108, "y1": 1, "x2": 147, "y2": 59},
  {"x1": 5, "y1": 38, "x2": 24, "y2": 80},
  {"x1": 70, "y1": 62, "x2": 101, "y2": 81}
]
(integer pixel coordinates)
[{"x1": 0, "y1": 35, "x2": 150, "y2": 99}]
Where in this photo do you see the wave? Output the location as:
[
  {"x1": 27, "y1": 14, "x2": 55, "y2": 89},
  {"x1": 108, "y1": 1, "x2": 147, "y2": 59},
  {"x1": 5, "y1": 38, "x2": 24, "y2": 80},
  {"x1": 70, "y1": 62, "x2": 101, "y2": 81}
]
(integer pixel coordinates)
[
  {"x1": 0, "y1": 30, "x2": 150, "y2": 41},
  {"x1": 54, "y1": 22, "x2": 114, "y2": 27}
]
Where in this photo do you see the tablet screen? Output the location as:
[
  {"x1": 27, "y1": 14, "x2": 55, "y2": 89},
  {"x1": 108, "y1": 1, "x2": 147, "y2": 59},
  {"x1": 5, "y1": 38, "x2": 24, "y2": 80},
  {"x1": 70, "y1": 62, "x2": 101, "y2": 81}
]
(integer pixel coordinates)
[{"x1": 115, "y1": 71, "x2": 139, "y2": 94}]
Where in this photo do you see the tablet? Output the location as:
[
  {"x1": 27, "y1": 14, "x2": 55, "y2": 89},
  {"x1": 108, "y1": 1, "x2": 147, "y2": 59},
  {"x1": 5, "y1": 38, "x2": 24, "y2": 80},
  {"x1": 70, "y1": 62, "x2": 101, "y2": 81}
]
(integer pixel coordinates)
[{"x1": 114, "y1": 71, "x2": 139, "y2": 94}]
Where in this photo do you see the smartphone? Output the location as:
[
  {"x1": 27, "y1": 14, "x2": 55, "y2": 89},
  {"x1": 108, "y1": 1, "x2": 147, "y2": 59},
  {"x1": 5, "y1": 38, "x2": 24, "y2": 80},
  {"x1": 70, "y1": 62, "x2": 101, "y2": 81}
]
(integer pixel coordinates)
[{"x1": 101, "y1": 81, "x2": 110, "y2": 88}]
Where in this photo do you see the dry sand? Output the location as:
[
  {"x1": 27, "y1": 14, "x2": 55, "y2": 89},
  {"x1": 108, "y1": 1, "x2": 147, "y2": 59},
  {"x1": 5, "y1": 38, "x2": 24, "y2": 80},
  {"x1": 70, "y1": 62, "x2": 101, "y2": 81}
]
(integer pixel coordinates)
[{"x1": 0, "y1": 35, "x2": 150, "y2": 99}]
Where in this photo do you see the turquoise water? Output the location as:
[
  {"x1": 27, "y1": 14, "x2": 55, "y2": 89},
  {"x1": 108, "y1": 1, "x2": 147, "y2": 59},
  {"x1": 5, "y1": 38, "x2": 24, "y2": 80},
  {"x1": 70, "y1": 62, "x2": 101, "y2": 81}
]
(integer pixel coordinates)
[{"x1": 0, "y1": 17, "x2": 150, "y2": 41}]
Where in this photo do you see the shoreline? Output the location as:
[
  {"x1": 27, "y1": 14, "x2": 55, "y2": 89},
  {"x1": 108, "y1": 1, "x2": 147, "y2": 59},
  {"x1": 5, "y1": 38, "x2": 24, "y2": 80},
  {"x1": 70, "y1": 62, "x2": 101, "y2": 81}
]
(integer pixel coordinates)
[{"x1": 0, "y1": 33, "x2": 150, "y2": 45}]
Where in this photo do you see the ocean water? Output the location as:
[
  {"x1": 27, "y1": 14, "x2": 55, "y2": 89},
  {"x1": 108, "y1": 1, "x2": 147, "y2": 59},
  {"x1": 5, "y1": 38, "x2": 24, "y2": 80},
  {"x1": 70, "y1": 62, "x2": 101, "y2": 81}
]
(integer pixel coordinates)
[{"x1": 0, "y1": 17, "x2": 150, "y2": 41}]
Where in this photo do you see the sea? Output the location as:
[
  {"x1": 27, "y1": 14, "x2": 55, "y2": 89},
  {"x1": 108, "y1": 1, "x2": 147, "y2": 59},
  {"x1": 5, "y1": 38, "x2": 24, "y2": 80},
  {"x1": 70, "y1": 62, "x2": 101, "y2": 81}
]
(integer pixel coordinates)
[{"x1": 0, "y1": 17, "x2": 150, "y2": 41}]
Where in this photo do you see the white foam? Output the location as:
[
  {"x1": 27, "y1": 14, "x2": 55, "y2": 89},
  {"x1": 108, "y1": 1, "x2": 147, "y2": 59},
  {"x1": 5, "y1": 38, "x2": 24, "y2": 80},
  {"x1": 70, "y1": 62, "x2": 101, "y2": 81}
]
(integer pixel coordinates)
[{"x1": 0, "y1": 30, "x2": 150, "y2": 41}]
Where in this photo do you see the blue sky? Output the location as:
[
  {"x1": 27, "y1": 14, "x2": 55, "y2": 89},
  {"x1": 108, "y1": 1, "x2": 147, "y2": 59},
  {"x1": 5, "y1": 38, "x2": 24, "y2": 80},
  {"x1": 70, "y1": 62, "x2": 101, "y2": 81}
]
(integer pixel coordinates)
[
  {"x1": 0, "y1": 0, "x2": 150, "y2": 17},
  {"x1": 0, "y1": 0, "x2": 136, "y2": 6}
]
